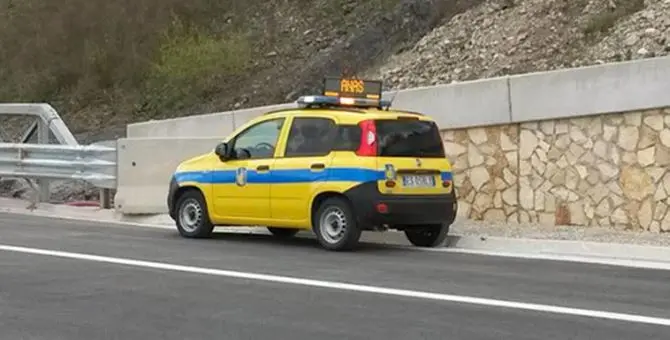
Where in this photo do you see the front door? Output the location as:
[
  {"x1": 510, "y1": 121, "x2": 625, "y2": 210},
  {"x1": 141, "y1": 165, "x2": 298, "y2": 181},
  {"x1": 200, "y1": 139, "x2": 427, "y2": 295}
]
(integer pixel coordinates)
[{"x1": 213, "y1": 117, "x2": 286, "y2": 224}]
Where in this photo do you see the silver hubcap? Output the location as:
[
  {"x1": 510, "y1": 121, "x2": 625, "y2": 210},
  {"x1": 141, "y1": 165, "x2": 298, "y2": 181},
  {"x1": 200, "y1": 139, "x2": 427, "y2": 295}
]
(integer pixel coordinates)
[
  {"x1": 179, "y1": 199, "x2": 202, "y2": 233},
  {"x1": 319, "y1": 207, "x2": 347, "y2": 244}
]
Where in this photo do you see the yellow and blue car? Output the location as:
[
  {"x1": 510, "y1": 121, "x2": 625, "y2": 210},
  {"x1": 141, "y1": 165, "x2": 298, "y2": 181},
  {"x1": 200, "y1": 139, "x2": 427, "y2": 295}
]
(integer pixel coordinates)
[{"x1": 167, "y1": 77, "x2": 457, "y2": 251}]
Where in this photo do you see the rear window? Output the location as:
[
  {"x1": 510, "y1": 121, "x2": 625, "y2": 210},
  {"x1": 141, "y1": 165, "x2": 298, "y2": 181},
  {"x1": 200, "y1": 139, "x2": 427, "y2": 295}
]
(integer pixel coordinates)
[{"x1": 376, "y1": 119, "x2": 445, "y2": 158}]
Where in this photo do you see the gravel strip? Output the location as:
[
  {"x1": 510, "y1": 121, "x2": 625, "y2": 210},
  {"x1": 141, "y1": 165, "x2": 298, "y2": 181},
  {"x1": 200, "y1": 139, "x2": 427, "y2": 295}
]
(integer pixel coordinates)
[{"x1": 451, "y1": 218, "x2": 670, "y2": 247}]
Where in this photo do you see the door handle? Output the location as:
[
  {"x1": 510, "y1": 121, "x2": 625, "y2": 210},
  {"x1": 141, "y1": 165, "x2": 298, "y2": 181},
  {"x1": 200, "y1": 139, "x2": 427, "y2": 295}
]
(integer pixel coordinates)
[
  {"x1": 310, "y1": 163, "x2": 325, "y2": 170},
  {"x1": 256, "y1": 165, "x2": 270, "y2": 171}
]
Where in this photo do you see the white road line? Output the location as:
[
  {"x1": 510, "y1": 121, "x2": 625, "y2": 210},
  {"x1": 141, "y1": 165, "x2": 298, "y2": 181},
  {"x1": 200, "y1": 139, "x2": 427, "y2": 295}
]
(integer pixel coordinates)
[{"x1": 1, "y1": 244, "x2": 669, "y2": 327}]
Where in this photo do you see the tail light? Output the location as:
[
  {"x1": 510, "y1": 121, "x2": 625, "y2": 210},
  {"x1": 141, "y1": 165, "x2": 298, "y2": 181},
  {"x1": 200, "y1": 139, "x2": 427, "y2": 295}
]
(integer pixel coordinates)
[{"x1": 356, "y1": 119, "x2": 377, "y2": 156}]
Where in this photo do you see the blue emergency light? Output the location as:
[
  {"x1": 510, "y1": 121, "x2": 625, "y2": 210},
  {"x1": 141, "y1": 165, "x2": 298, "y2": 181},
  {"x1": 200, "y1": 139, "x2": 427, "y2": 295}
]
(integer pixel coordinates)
[{"x1": 297, "y1": 95, "x2": 391, "y2": 108}]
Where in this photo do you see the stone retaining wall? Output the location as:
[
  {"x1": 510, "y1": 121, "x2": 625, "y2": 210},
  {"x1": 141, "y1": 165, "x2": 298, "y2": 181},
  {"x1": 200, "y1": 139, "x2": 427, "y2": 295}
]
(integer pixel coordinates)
[{"x1": 444, "y1": 107, "x2": 670, "y2": 232}]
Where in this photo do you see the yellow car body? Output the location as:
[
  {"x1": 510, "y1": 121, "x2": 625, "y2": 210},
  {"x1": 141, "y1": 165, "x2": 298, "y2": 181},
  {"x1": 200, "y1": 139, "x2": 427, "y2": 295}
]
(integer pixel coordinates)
[{"x1": 167, "y1": 86, "x2": 458, "y2": 251}]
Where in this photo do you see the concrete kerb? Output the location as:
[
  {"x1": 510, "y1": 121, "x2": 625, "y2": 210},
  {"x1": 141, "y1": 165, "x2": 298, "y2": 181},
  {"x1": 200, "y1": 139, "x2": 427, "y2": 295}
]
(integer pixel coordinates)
[
  {"x1": 446, "y1": 235, "x2": 670, "y2": 264},
  {"x1": 2, "y1": 197, "x2": 669, "y2": 269}
]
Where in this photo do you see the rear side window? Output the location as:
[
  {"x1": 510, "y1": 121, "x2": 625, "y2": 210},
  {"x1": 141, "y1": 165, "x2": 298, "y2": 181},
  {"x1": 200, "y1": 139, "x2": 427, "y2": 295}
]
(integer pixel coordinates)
[
  {"x1": 332, "y1": 125, "x2": 361, "y2": 152},
  {"x1": 375, "y1": 119, "x2": 445, "y2": 158},
  {"x1": 285, "y1": 117, "x2": 337, "y2": 157}
]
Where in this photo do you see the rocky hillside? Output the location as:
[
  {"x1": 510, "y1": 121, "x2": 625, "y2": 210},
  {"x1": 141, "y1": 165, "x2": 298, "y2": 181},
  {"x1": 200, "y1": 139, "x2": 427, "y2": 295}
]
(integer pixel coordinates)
[
  {"x1": 1, "y1": 0, "x2": 669, "y2": 204},
  {"x1": 372, "y1": 0, "x2": 669, "y2": 88}
]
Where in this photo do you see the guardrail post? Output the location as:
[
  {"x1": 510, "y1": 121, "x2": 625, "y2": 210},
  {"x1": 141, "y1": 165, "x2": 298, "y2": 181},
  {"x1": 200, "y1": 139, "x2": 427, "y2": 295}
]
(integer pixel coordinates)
[
  {"x1": 21, "y1": 121, "x2": 38, "y2": 143},
  {"x1": 36, "y1": 119, "x2": 50, "y2": 202},
  {"x1": 100, "y1": 189, "x2": 112, "y2": 209}
]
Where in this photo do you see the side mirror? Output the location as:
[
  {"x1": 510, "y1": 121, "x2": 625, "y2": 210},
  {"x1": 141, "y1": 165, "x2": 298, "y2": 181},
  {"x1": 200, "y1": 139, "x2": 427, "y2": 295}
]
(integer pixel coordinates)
[{"x1": 214, "y1": 142, "x2": 230, "y2": 161}]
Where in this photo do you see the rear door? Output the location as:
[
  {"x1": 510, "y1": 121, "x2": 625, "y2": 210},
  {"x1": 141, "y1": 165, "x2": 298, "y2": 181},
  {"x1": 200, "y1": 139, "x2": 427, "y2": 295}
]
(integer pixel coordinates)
[
  {"x1": 373, "y1": 117, "x2": 452, "y2": 195},
  {"x1": 270, "y1": 114, "x2": 338, "y2": 223}
]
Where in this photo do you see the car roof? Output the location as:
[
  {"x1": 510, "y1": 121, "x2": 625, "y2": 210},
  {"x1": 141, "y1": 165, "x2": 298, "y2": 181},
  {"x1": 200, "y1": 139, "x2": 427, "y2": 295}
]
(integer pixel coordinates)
[{"x1": 262, "y1": 106, "x2": 433, "y2": 124}]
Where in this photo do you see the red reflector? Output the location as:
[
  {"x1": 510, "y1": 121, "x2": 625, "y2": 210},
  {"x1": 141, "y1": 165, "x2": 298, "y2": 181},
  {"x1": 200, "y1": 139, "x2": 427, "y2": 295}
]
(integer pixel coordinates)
[
  {"x1": 442, "y1": 180, "x2": 452, "y2": 188},
  {"x1": 355, "y1": 119, "x2": 377, "y2": 156},
  {"x1": 385, "y1": 180, "x2": 396, "y2": 188},
  {"x1": 376, "y1": 203, "x2": 388, "y2": 214}
]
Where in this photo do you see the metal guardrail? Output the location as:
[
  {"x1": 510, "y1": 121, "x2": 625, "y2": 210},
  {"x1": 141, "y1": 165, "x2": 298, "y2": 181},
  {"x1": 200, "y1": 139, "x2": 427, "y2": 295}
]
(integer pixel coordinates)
[
  {"x1": 0, "y1": 103, "x2": 117, "y2": 208},
  {"x1": 0, "y1": 142, "x2": 117, "y2": 189},
  {"x1": 0, "y1": 103, "x2": 78, "y2": 145}
]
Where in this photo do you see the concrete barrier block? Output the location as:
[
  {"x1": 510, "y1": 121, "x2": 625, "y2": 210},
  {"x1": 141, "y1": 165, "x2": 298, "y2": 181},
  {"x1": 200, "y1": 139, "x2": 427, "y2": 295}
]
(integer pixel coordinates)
[
  {"x1": 510, "y1": 56, "x2": 670, "y2": 122},
  {"x1": 127, "y1": 112, "x2": 236, "y2": 138},
  {"x1": 125, "y1": 57, "x2": 670, "y2": 139},
  {"x1": 126, "y1": 103, "x2": 297, "y2": 138},
  {"x1": 125, "y1": 78, "x2": 512, "y2": 139},
  {"x1": 114, "y1": 137, "x2": 222, "y2": 214},
  {"x1": 232, "y1": 103, "x2": 296, "y2": 129},
  {"x1": 385, "y1": 76, "x2": 512, "y2": 129}
]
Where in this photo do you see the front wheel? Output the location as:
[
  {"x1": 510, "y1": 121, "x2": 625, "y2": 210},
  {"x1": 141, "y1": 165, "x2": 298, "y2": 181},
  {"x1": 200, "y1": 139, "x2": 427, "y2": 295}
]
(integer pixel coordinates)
[
  {"x1": 175, "y1": 190, "x2": 215, "y2": 238},
  {"x1": 313, "y1": 197, "x2": 361, "y2": 251},
  {"x1": 404, "y1": 223, "x2": 450, "y2": 247}
]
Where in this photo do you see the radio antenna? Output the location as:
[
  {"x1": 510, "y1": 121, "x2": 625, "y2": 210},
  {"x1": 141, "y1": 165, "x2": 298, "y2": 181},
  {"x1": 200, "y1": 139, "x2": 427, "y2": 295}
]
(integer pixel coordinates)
[{"x1": 385, "y1": 87, "x2": 401, "y2": 111}]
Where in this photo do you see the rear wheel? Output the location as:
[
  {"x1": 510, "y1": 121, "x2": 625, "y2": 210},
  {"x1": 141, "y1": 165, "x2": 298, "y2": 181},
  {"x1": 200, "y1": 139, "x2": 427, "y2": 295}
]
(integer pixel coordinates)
[
  {"x1": 175, "y1": 190, "x2": 214, "y2": 238},
  {"x1": 404, "y1": 223, "x2": 450, "y2": 247},
  {"x1": 267, "y1": 227, "x2": 300, "y2": 239},
  {"x1": 313, "y1": 197, "x2": 361, "y2": 251}
]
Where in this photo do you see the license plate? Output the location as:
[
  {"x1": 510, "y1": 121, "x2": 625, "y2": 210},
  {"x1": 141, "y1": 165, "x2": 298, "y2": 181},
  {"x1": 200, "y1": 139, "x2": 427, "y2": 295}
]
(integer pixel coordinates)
[{"x1": 401, "y1": 175, "x2": 435, "y2": 188}]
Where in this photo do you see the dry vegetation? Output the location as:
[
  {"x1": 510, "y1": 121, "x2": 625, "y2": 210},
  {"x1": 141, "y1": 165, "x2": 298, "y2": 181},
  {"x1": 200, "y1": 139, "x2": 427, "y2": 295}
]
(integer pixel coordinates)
[
  {"x1": 582, "y1": 0, "x2": 645, "y2": 38},
  {"x1": 1, "y1": 0, "x2": 251, "y2": 130},
  {"x1": 0, "y1": 0, "x2": 452, "y2": 137}
]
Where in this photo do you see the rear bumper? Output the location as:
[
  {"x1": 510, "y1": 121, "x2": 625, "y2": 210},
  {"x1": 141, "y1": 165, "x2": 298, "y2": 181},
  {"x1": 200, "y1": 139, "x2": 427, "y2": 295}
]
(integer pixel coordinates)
[{"x1": 343, "y1": 182, "x2": 457, "y2": 229}]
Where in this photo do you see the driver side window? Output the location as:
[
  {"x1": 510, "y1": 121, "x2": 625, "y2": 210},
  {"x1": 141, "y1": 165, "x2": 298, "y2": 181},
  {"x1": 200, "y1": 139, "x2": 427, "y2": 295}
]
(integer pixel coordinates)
[{"x1": 230, "y1": 118, "x2": 285, "y2": 160}]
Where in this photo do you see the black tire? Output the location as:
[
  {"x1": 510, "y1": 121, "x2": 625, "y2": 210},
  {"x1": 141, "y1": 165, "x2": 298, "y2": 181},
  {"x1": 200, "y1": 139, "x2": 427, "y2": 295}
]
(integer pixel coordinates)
[
  {"x1": 312, "y1": 196, "x2": 361, "y2": 251},
  {"x1": 404, "y1": 223, "x2": 450, "y2": 247},
  {"x1": 448, "y1": 188, "x2": 458, "y2": 226},
  {"x1": 267, "y1": 227, "x2": 300, "y2": 239},
  {"x1": 175, "y1": 189, "x2": 215, "y2": 238}
]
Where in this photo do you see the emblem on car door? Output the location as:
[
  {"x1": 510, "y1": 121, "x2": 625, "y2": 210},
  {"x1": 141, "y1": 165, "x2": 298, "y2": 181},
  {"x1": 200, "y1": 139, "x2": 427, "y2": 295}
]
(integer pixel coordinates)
[{"x1": 235, "y1": 167, "x2": 247, "y2": 187}]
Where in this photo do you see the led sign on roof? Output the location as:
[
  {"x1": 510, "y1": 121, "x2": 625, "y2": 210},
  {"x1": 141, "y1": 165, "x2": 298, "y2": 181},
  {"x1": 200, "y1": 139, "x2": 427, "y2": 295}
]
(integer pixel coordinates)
[{"x1": 322, "y1": 77, "x2": 382, "y2": 100}]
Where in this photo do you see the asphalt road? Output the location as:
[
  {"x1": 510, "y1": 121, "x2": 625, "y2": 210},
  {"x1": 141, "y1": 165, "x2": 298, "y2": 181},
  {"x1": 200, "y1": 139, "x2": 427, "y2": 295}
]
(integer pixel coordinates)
[{"x1": 1, "y1": 212, "x2": 669, "y2": 339}]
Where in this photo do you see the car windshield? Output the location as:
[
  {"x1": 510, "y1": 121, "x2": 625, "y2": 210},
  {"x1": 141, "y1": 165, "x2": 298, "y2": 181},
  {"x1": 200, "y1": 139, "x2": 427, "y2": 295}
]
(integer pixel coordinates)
[{"x1": 376, "y1": 119, "x2": 445, "y2": 158}]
